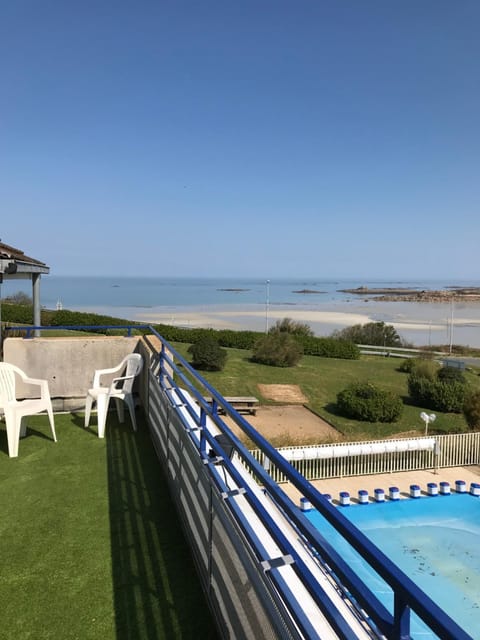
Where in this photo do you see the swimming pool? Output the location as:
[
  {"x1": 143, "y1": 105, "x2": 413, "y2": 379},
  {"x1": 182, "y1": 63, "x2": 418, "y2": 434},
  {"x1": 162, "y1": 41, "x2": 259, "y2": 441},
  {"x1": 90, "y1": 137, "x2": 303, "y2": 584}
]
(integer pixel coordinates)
[{"x1": 306, "y1": 492, "x2": 480, "y2": 639}]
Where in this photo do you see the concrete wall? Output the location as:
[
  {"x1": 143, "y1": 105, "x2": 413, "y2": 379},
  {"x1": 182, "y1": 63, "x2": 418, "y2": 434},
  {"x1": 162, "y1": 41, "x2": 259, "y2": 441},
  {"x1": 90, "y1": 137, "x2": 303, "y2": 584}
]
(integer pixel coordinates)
[{"x1": 3, "y1": 336, "x2": 153, "y2": 411}]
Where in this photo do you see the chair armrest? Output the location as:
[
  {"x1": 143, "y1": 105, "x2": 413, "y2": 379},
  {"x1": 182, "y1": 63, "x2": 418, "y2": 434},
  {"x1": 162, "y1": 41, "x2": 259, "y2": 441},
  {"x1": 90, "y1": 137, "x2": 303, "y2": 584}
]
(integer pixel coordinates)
[
  {"x1": 92, "y1": 363, "x2": 124, "y2": 387},
  {"x1": 110, "y1": 374, "x2": 135, "y2": 390},
  {"x1": 19, "y1": 375, "x2": 51, "y2": 398}
]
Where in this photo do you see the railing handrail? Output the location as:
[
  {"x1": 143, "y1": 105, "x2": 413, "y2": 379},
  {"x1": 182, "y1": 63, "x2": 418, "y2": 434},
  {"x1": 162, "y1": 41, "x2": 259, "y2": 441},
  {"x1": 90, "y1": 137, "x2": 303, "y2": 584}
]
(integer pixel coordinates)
[
  {"x1": 4, "y1": 324, "x2": 151, "y2": 338},
  {"x1": 5, "y1": 324, "x2": 473, "y2": 639}
]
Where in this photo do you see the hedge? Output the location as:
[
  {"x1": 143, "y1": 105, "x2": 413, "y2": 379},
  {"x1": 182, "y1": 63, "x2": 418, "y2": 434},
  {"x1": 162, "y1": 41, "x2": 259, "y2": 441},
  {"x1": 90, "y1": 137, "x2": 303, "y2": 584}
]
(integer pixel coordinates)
[{"x1": 1, "y1": 305, "x2": 359, "y2": 360}]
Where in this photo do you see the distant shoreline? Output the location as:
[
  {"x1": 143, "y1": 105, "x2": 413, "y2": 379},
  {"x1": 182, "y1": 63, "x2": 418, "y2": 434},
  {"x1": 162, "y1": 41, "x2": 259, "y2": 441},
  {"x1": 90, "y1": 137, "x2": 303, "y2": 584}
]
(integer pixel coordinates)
[
  {"x1": 339, "y1": 286, "x2": 480, "y2": 303},
  {"x1": 112, "y1": 298, "x2": 480, "y2": 348}
]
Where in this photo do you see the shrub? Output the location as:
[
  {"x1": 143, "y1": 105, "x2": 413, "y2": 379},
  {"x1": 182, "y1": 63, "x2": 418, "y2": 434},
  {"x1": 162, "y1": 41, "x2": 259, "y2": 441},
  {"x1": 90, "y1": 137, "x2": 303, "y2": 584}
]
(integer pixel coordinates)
[
  {"x1": 269, "y1": 317, "x2": 314, "y2": 337},
  {"x1": 398, "y1": 358, "x2": 415, "y2": 373},
  {"x1": 297, "y1": 335, "x2": 360, "y2": 359},
  {"x1": 437, "y1": 366, "x2": 466, "y2": 384},
  {"x1": 463, "y1": 390, "x2": 480, "y2": 430},
  {"x1": 252, "y1": 333, "x2": 303, "y2": 367},
  {"x1": 336, "y1": 382, "x2": 403, "y2": 422},
  {"x1": 431, "y1": 381, "x2": 466, "y2": 412},
  {"x1": 410, "y1": 358, "x2": 440, "y2": 380},
  {"x1": 408, "y1": 374, "x2": 466, "y2": 413},
  {"x1": 398, "y1": 356, "x2": 439, "y2": 375},
  {"x1": 188, "y1": 335, "x2": 227, "y2": 371}
]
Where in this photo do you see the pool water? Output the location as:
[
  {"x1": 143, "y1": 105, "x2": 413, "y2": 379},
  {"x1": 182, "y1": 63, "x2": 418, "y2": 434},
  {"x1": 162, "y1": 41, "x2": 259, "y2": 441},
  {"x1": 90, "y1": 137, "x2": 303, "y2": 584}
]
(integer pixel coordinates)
[{"x1": 306, "y1": 493, "x2": 480, "y2": 639}]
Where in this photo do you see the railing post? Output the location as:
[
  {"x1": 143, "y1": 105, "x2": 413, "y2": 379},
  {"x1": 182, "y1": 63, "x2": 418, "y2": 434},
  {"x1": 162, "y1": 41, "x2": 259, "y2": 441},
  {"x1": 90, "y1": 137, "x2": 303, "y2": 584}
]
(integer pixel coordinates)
[
  {"x1": 393, "y1": 594, "x2": 410, "y2": 639},
  {"x1": 211, "y1": 398, "x2": 218, "y2": 415},
  {"x1": 159, "y1": 343, "x2": 167, "y2": 387}
]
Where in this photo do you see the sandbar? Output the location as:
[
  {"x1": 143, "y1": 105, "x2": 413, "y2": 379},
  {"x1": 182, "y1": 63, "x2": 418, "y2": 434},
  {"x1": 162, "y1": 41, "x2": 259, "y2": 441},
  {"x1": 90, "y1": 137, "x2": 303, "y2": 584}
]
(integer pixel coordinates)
[{"x1": 128, "y1": 299, "x2": 480, "y2": 348}]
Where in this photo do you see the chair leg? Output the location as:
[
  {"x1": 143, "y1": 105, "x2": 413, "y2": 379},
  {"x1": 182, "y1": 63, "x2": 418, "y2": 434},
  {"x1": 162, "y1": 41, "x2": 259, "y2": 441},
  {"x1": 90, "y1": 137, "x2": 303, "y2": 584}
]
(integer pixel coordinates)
[
  {"x1": 84, "y1": 395, "x2": 94, "y2": 427},
  {"x1": 114, "y1": 397, "x2": 125, "y2": 423},
  {"x1": 19, "y1": 416, "x2": 28, "y2": 438},
  {"x1": 124, "y1": 395, "x2": 137, "y2": 432},
  {"x1": 46, "y1": 403, "x2": 57, "y2": 443},
  {"x1": 96, "y1": 393, "x2": 109, "y2": 439},
  {"x1": 5, "y1": 410, "x2": 21, "y2": 458}
]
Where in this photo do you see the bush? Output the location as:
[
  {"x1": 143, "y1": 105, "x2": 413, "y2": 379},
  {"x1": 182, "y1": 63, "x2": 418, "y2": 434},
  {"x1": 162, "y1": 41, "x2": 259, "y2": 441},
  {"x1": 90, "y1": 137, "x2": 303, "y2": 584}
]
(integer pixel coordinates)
[
  {"x1": 188, "y1": 335, "x2": 227, "y2": 371},
  {"x1": 463, "y1": 390, "x2": 480, "y2": 430},
  {"x1": 438, "y1": 366, "x2": 466, "y2": 384},
  {"x1": 252, "y1": 333, "x2": 303, "y2": 367},
  {"x1": 336, "y1": 382, "x2": 403, "y2": 423},
  {"x1": 408, "y1": 358, "x2": 440, "y2": 380},
  {"x1": 398, "y1": 358, "x2": 415, "y2": 373},
  {"x1": 398, "y1": 356, "x2": 438, "y2": 375},
  {"x1": 408, "y1": 374, "x2": 466, "y2": 413},
  {"x1": 269, "y1": 317, "x2": 314, "y2": 337},
  {"x1": 297, "y1": 335, "x2": 360, "y2": 359}
]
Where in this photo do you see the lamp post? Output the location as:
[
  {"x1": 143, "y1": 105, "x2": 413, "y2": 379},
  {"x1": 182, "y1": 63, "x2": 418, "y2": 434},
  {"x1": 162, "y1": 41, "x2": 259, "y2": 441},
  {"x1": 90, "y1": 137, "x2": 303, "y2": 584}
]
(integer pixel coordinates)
[
  {"x1": 449, "y1": 300, "x2": 454, "y2": 355},
  {"x1": 420, "y1": 411, "x2": 436, "y2": 436},
  {"x1": 265, "y1": 279, "x2": 270, "y2": 333}
]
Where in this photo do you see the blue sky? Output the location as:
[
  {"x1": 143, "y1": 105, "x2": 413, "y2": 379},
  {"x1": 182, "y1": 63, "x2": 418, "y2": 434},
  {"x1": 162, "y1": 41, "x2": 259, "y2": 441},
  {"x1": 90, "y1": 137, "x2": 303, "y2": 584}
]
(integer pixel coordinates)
[{"x1": 1, "y1": 1, "x2": 479, "y2": 279}]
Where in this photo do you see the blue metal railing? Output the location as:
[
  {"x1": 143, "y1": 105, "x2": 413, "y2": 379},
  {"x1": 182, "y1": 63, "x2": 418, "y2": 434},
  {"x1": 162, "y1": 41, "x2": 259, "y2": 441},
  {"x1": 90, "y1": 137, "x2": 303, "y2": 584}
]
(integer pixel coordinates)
[
  {"x1": 150, "y1": 329, "x2": 471, "y2": 640},
  {"x1": 5, "y1": 324, "x2": 473, "y2": 639},
  {"x1": 4, "y1": 324, "x2": 147, "y2": 338}
]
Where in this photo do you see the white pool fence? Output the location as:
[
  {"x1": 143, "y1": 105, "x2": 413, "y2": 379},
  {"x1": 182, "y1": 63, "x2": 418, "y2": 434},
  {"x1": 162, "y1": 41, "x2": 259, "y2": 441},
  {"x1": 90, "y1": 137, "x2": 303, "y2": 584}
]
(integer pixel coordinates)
[{"x1": 250, "y1": 432, "x2": 480, "y2": 484}]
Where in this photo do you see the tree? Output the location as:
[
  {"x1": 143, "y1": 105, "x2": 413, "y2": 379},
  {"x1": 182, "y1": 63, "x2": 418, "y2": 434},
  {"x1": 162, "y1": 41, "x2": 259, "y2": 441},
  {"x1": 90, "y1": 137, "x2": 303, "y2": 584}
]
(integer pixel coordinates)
[
  {"x1": 2, "y1": 291, "x2": 32, "y2": 305},
  {"x1": 332, "y1": 321, "x2": 403, "y2": 347},
  {"x1": 252, "y1": 332, "x2": 303, "y2": 367},
  {"x1": 269, "y1": 317, "x2": 314, "y2": 337},
  {"x1": 188, "y1": 335, "x2": 227, "y2": 371},
  {"x1": 463, "y1": 390, "x2": 480, "y2": 430}
]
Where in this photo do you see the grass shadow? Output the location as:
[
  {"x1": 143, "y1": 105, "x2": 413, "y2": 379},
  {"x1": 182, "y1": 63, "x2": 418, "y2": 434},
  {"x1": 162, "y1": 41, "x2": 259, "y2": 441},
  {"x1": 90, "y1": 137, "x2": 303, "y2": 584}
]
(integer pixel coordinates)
[
  {"x1": 0, "y1": 422, "x2": 54, "y2": 456},
  {"x1": 106, "y1": 411, "x2": 218, "y2": 640}
]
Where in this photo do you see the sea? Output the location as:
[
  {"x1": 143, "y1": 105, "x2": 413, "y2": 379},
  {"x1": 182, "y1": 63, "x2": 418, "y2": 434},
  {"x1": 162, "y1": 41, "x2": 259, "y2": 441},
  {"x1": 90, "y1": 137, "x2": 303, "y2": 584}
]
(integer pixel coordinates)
[{"x1": 2, "y1": 276, "x2": 480, "y2": 346}]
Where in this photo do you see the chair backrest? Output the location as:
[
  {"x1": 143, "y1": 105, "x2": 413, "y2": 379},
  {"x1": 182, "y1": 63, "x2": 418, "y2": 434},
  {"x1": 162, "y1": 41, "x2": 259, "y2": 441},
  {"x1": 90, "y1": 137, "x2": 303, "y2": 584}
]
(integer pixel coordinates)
[
  {"x1": 0, "y1": 363, "x2": 18, "y2": 405},
  {"x1": 115, "y1": 353, "x2": 143, "y2": 394}
]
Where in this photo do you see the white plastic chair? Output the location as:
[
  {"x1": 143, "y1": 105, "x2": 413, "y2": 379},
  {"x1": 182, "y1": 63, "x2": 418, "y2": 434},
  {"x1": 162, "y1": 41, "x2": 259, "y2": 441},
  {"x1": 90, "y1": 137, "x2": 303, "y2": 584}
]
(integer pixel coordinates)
[
  {"x1": 84, "y1": 353, "x2": 143, "y2": 438},
  {"x1": 0, "y1": 363, "x2": 57, "y2": 458}
]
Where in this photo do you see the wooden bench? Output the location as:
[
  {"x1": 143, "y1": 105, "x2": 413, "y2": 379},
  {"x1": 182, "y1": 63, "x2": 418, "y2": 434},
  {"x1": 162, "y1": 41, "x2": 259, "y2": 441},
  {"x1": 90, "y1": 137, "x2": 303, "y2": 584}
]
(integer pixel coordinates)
[{"x1": 203, "y1": 396, "x2": 259, "y2": 415}]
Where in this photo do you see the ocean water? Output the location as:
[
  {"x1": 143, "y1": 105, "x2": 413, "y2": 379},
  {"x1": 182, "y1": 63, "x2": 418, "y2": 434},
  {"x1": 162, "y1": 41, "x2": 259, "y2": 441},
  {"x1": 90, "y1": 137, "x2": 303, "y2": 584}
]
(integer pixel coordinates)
[
  {"x1": 2, "y1": 276, "x2": 480, "y2": 346},
  {"x1": 2, "y1": 275, "x2": 477, "y2": 312}
]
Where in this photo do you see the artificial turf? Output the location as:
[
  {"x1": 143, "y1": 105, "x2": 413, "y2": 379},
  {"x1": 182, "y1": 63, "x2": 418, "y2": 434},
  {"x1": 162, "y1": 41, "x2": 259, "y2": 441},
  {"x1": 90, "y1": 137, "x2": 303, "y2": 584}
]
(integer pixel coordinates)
[{"x1": 0, "y1": 411, "x2": 218, "y2": 640}]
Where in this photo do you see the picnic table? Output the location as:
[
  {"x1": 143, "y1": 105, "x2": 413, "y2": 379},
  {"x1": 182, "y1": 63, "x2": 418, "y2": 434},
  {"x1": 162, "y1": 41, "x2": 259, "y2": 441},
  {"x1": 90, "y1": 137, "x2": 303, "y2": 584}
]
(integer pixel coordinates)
[{"x1": 203, "y1": 396, "x2": 259, "y2": 415}]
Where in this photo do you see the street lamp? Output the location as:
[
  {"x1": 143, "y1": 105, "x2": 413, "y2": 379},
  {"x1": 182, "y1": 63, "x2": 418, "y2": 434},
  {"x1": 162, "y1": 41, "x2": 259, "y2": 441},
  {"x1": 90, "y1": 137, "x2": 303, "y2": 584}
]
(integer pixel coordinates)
[
  {"x1": 420, "y1": 411, "x2": 436, "y2": 436},
  {"x1": 265, "y1": 279, "x2": 270, "y2": 333},
  {"x1": 449, "y1": 300, "x2": 454, "y2": 354}
]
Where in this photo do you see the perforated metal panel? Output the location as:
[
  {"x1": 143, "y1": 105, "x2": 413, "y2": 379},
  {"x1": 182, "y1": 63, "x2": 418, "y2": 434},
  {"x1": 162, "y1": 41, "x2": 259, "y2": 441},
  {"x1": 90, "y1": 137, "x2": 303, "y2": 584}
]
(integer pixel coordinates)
[{"x1": 146, "y1": 370, "x2": 301, "y2": 640}]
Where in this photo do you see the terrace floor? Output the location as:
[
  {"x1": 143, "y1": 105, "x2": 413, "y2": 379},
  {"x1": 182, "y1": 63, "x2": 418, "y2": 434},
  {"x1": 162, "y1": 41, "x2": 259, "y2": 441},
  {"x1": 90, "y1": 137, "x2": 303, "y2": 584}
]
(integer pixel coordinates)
[{"x1": 0, "y1": 411, "x2": 219, "y2": 640}]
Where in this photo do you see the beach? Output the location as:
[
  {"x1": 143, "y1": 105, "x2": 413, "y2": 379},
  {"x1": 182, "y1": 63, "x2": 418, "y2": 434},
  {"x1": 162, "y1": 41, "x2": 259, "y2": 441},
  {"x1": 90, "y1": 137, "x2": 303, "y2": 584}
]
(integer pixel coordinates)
[
  {"x1": 7, "y1": 274, "x2": 478, "y2": 348},
  {"x1": 130, "y1": 299, "x2": 480, "y2": 348}
]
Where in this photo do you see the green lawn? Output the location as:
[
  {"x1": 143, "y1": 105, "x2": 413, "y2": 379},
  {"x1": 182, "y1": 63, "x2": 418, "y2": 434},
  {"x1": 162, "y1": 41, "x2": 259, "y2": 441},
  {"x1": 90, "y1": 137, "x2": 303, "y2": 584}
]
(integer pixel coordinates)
[
  {"x1": 172, "y1": 342, "x2": 480, "y2": 441},
  {"x1": 0, "y1": 412, "x2": 218, "y2": 640}
]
